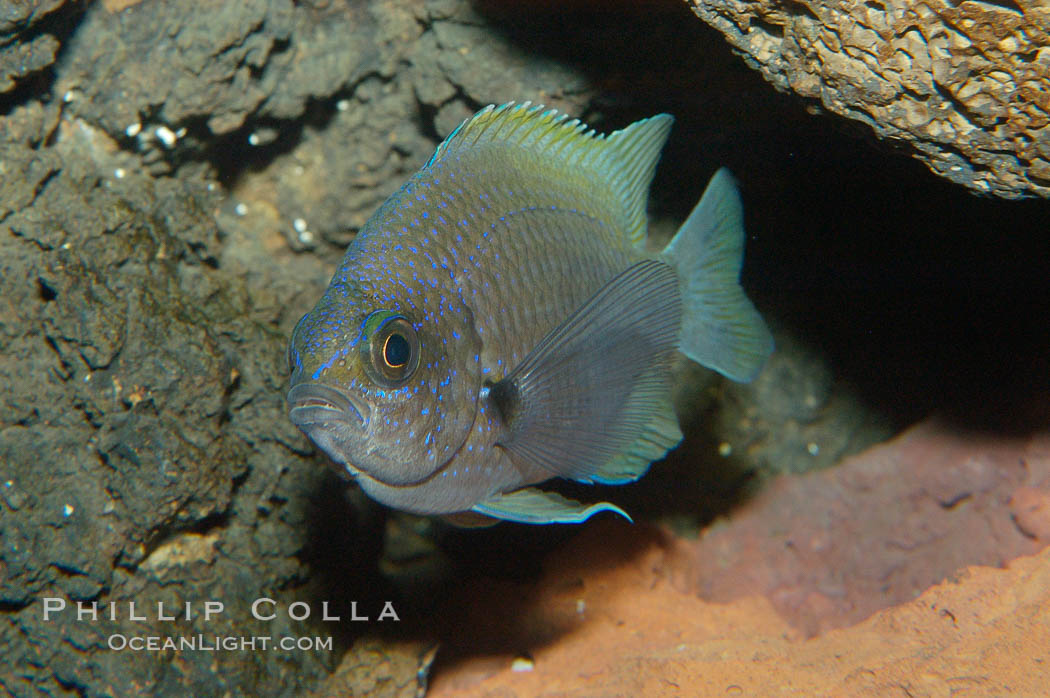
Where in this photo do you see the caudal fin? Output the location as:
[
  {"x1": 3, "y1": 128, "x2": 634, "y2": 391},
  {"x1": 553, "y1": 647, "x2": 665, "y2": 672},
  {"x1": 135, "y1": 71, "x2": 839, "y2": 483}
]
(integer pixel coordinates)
[{"x1": 660, "y1": 168, "x2": 773, "y2": 382}]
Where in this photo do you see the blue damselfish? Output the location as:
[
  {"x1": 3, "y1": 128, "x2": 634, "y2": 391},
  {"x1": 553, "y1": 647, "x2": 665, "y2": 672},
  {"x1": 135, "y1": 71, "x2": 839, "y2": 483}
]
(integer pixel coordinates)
[{"x1": 287, "y1": 102, "x2": 772, "y2": 524}]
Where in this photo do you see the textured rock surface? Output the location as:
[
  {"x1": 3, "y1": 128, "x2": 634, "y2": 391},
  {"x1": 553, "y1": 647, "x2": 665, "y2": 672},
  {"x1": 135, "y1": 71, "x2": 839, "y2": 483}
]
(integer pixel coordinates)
[
  {"x1": 428, "y1": 418, "x2": 1050, "y2": 695},
  {"x1": 217, "y1": 1, "x2": 590, "y2": 250},
  {"x1": 0, "y1": 0, "x2": 69, "y2": 93},
  {"x1": 0, "y1": 100, "x2": 347, "y2": 695},
  {"x1": 686, "y1": 0, "x2": 1050, "y2": 198}
]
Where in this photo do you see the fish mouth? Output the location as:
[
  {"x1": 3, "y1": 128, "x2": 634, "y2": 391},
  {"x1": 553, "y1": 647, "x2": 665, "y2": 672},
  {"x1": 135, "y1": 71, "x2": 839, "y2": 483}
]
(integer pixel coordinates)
[{"x1": 286, "y1": 382, "x2": 367, "y2": 430}]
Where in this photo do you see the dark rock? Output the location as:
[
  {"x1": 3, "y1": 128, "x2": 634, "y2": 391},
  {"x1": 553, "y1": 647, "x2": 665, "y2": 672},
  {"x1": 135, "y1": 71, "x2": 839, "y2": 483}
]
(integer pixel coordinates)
[{"x1": 0, "y1": 105, "x2": 343, "y2": 695}]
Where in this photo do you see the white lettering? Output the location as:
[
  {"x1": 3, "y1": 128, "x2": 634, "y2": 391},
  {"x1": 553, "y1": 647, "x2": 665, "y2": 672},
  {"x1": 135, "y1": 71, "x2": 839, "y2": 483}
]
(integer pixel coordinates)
[
  {"x1": 377, "y1": 601, "x2": 400, "y2": 622},
  {"x1": 43, "y1": 597, "x2": 66, "y2": 621},
  {"x1": 251, "y1": 598, "x2": 276, "y2": 621},
  {"x1": 321, "y1": 601, "x2": 340, "y2": 621},
  {"x1": 157, "y1": 602, "x2": 175, "y2": 621},
  {"x1": 349, "y1": 601, "x2": 368, "y2": 621},
  {"x1": 287, "y1": 601, "x2": 310, "y2": 621},
  {"x1": 108, "y1": 633, "x2": 127, "y2": 650},
  {"x1": 203, "y1": 601, "x2": 224, "y2": 620},
  {"x1": 128, "y1": 602, "x2": 146, "y2": 621},
  {"x1": 76, "y1": 602, "x2": 97, "y2": 621}
]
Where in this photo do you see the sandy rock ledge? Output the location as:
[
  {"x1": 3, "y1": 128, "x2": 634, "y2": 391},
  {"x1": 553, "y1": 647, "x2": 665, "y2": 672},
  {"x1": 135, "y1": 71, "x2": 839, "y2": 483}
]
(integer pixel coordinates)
[{"x1": 431, "y1": 533, "x2": 1050, "y2": 697}]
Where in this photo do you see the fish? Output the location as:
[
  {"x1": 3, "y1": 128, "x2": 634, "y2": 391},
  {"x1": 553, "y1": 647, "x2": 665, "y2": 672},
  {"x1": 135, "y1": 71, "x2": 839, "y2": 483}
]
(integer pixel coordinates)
[{"x1": 286, "y1": 102, "x2": 773, "y2": 524}]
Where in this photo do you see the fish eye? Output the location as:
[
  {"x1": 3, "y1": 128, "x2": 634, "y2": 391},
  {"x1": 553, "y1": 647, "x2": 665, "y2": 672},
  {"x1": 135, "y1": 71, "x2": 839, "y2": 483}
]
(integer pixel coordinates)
[
  {"x1": 364, "y1": 313, "x2": 419, "y2": 387},
  {"x1": 382, "y1": 332, "x2": 411, "y2": 368}
]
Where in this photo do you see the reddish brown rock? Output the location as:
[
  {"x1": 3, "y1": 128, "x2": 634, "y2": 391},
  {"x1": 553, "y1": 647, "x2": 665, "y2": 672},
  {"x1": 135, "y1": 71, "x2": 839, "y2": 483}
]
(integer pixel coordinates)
[
  {"x1": 690, "y1": 421, "x2": 1050, "y2": 636},
  {"x1": 428, "y1": 419, "x2": 1050, "y2": 695},
  {"x1": 431, "y1": 545, "x2": 1050, "y2": 697},
  {"x1": 1011, "y1": 486, "x2": 1050, "y2": 541}
]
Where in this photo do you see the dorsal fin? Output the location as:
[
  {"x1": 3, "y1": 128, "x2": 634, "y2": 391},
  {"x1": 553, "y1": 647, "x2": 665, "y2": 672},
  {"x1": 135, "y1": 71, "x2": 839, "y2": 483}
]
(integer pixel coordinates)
[{"x1": 426, "y1": 102, "x2": 673, "y2": 245}]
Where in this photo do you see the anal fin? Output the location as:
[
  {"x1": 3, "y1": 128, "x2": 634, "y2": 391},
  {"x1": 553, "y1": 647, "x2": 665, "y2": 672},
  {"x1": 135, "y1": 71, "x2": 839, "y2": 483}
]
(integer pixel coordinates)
[{"x1": 472, "y1": 487, "x2": 632, "y2": 525}]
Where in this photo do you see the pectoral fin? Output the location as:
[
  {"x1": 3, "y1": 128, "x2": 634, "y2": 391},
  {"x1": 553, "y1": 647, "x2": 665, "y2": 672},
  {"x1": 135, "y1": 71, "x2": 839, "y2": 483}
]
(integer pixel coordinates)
[
  {"x1": 487, "y1": 258, "x2": 681, "y2": 483},
  {"x1": 472, "y1": 487, "x2": 632, "y2": 525}
]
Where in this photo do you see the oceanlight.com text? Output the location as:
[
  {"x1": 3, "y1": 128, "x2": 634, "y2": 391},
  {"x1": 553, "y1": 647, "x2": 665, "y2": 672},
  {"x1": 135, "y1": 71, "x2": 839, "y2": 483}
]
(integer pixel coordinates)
[{"x1": 107, "y1": 634, "x2": 333, "y2": 652}]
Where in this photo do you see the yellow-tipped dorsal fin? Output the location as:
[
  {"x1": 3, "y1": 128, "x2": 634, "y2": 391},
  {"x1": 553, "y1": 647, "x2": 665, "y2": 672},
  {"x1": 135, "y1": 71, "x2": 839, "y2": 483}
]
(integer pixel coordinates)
[{"x1": 426, "y1": 102, "x2": 673, "y2": 246}]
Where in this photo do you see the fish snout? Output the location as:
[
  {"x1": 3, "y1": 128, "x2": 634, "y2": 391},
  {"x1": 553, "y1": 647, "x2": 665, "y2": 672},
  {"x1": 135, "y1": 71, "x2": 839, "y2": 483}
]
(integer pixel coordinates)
[{"x1": 286, "y1": 382, "x2": 367, "y2": 430}]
